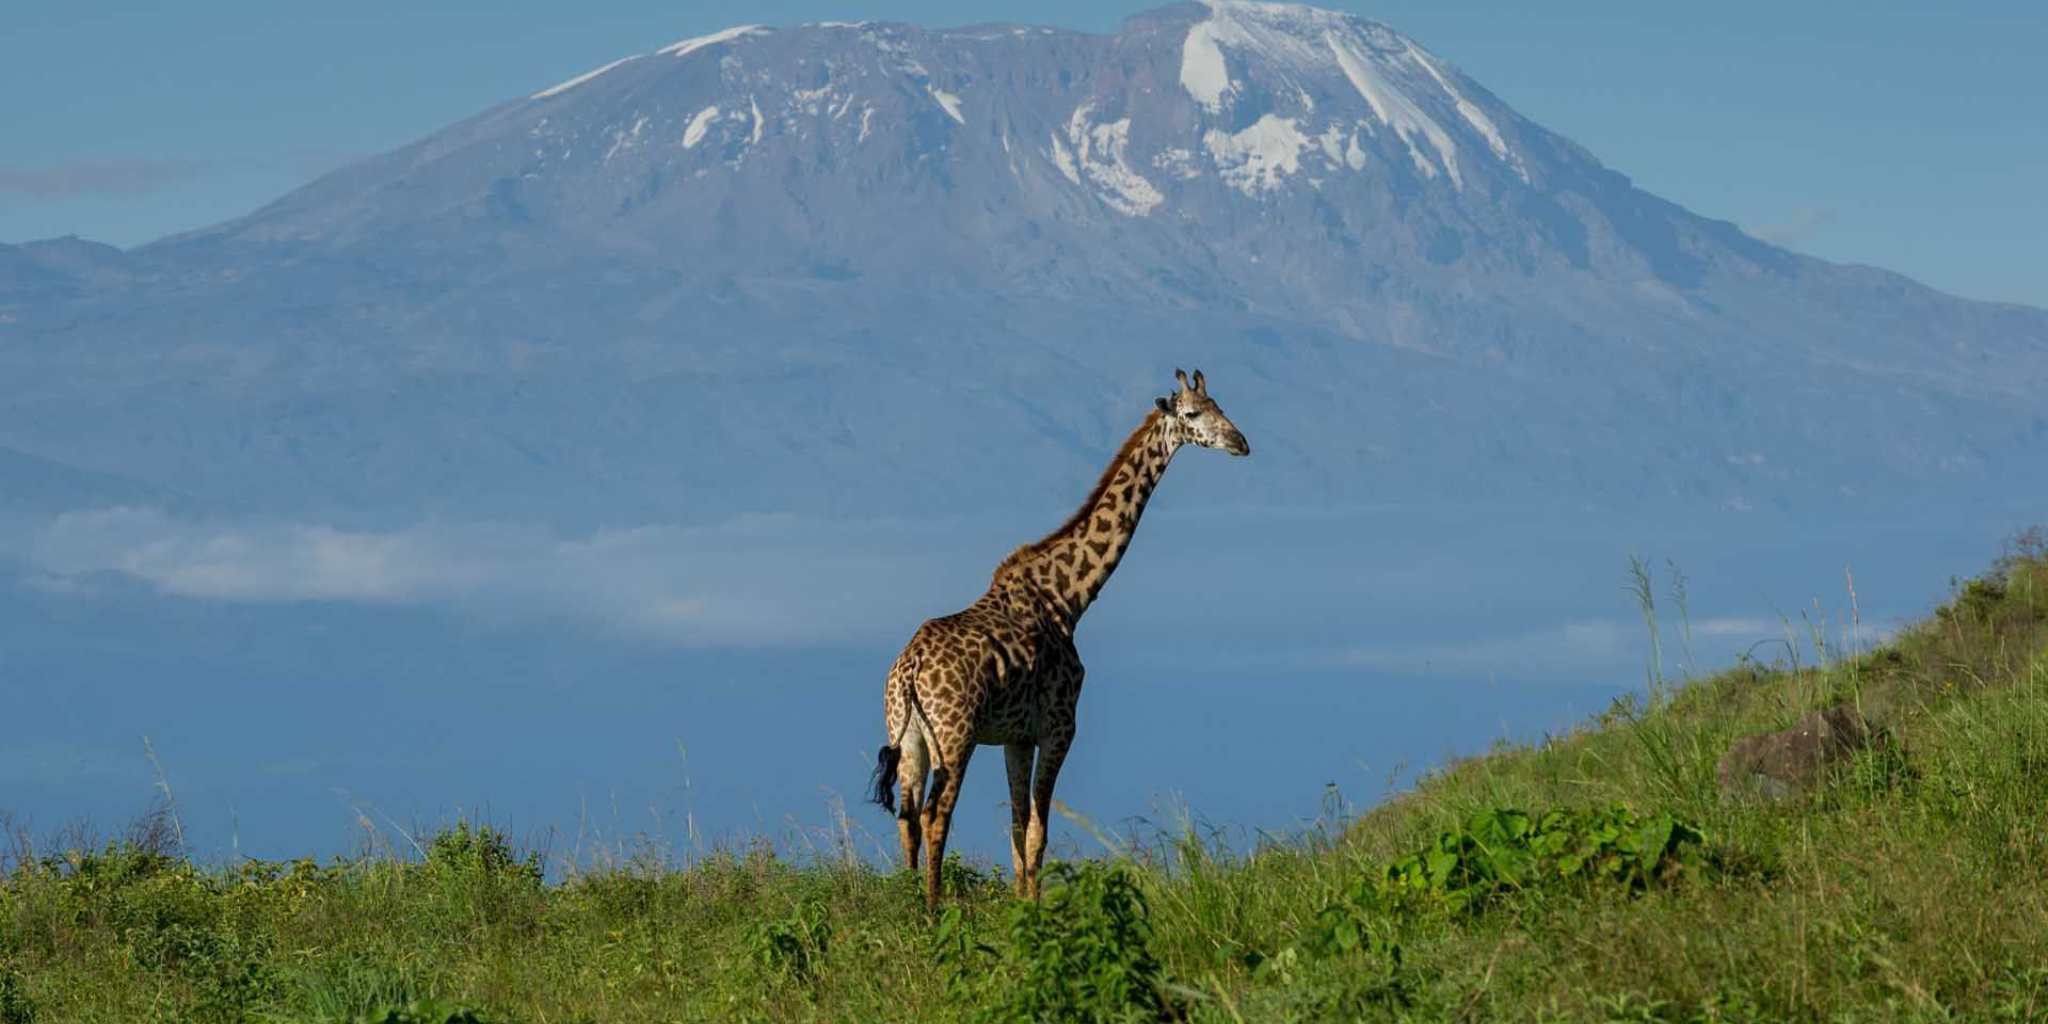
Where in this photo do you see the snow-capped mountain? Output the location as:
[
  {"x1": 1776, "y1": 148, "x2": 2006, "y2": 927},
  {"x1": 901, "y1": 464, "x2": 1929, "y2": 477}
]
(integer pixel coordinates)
[{"x1": 3, "y1": 2, "x2": 2044, "y2": 524}]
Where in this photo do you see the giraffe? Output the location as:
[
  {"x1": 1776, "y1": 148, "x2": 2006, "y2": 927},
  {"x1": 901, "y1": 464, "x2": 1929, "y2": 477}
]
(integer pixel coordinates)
[{"x1": 869, "y1": 368, "x2": 1250, "y2": 909}]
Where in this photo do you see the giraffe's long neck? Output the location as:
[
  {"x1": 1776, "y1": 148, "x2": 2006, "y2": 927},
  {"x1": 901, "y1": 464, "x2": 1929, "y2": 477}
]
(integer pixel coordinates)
[{"x1": 1023, "y1": 411, "x2": 1177, "y2": 626}]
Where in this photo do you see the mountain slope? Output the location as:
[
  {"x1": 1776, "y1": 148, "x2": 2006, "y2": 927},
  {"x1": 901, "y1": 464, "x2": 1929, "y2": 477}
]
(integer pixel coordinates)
[{"x1": 2, "y1": 2, "x2": 2043, "y2": 524}]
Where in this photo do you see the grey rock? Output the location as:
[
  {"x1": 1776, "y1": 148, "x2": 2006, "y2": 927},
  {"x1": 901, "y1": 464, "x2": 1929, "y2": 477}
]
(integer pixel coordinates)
[{"x1": 1717, "y1": 705, "x2": 1878, "y2": 801}]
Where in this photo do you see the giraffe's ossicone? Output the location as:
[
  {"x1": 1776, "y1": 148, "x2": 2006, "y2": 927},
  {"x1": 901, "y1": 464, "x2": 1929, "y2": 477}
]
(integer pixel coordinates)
[{"x1": 870, "y1": 368, "x2": 1250, "y2": 909}]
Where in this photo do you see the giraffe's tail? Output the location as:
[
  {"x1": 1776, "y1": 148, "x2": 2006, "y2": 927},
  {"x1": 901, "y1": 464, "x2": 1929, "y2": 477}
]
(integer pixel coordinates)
[
  {"x1": 868, "y1": 744, "x2": 902, "y2": 814},
  {"x1": 872, "y1": 646, "x2": 922, "y2": 815}
]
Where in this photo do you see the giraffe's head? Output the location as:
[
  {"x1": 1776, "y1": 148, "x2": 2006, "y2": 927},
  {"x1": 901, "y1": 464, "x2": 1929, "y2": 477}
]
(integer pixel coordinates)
[{"x1": 1156, "y1": 368, "x2": 1250, "y2": 456}]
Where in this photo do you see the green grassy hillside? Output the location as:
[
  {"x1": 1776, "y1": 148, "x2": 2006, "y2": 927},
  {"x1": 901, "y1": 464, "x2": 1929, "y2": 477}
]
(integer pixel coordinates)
[{"x1": 5, "y1": 531, "x2": 2046, "y2": 1023}]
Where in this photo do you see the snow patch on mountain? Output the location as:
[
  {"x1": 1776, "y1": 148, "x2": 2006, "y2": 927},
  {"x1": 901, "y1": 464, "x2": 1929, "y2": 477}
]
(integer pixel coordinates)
[
  {"x1": 1326, "y1": 29, "x2": 1460, "y2": 187},
  {"x1": 1313, "y1": 125, "x2": 1358, "y2": 169},
  {"x1": 1171, "y1": 2, "x2": 1530, "y2": 189},
  {"x1": 1049, "y1": 134, "x2": 1081, "y2": 184},
  {"x1": 1154, "y1": 147, "x2": 1203, "y2": 180},
  {"x1": 1180, "y1": 19, "x2": 1235, "y2": 111},
  {"x1": 658, "y1": 25, "x2": 770, "y2": 59},
  {"x1": 791, "y1": 84, "x2": 836, "y2": 112},
  {"x1": 531, "y1": 55, "x2": 641, "y2": 100},
  {"x1": 603, "y1": 117, "x2": 650, "y2": 162},
  {"x1": 859, "y1": 26, "x2": 940, "y2": 84},
  {"x1": 682, "y1": 106, "x2": 720, "y2": 148},
  {"x1": 930, "y1": 87, "x2": 966, "y2": 124},
  {"x1": 1181, "y1": 2, "x2": 1354, "y2": 113},
  {"x1": 1062, "y1": 104, "x2": 1165, "y2": 215},
  {"x1": 1405, "y1": 43, "x2": 1527, "y2": 182},
  {"x1": 1203, "y1": 114, "x2": 1311, "y2": 195}
]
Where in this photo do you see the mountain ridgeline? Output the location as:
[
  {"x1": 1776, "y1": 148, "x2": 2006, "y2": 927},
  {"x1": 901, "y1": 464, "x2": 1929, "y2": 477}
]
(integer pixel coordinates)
[{"x1": 3, "y1": 1, "x2": 2043, "y2": 524}]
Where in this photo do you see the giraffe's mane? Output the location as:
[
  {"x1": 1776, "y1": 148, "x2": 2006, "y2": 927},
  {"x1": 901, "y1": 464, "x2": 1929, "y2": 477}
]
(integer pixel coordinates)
[
  {"x1": 1026, "y1": 407, "x2": 1164, "y2": 555},
  {"x1": 993, "y1": 544, "x2": 1038, "y2": 579}
]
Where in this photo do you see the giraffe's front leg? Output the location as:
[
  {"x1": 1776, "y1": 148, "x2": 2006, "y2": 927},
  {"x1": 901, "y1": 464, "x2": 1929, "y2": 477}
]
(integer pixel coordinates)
[
  {"x1": 1024, "y1": 733, "x2": 1072, "y2": 901},
  {"x1": 1003, "y1": 742, "x2": 1035, "y2": 897}
]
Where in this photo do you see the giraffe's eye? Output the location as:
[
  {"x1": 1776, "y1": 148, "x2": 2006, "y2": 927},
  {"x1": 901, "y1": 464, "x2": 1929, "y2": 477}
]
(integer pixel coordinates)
[{"x1": 1183, "y1": 409, "x2": 1202, "y2": 419}]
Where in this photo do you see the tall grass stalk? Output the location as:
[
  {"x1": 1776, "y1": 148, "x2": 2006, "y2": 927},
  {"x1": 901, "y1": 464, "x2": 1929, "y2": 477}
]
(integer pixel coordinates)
[{"x1": 1627, "y1": 554, "x2": 1665, "y2": 700}]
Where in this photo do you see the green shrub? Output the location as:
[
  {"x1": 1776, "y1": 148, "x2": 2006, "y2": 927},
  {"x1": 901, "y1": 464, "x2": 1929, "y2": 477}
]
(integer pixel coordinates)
[
  {"x1": 422, "y1": 823, "x2": 542, "y2": 889},
  {"x1": 0, "y1": 963, "x2": 34, "y2": 1024},
  {"x1": 930, "y1": 906, "x2": 996, "y2": 1003},
  {"x1": 1376, "y1": 806, "x2": 1704, "y2": 916},
  {"x1": 352, "y1": 999, "x2": 499, "y2": 1024},
  {"x1": 893, "y1": 851, "x2": 1006, "y2": 902},
  {"x1": 417, "y1": 822, "x2": 543, "y2": 927},
  {"x1": 746, "y1": 896, "x2": 832, "y2": 982},
  {"x1": 271, "y1": 956, "x2": 418, "y2": 1024},
  {"x1": 976, "y1": 862, "x2": 1179, "y2": 1024}
]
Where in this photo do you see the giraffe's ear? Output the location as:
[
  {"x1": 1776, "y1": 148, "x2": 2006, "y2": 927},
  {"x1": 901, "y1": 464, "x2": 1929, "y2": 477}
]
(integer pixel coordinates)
[
  {"x1": 1192, "y1": 369, "x2": 1206, "y2": 394},
  {"x1": 1174, "y1": 368, "x2": 1191, "y2": 393},
  {"x1": 1155, "y1": 396, "x2": 1173, "y2": 415}
]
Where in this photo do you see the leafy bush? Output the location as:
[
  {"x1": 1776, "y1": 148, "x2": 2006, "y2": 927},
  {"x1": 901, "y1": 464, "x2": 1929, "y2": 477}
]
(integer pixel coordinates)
[
  {"x1": 275, "y1": 955, "x2": 417, "y2": 1024},
  {"x1": 1302, "y1": 805, "x2": 1703, "y2": 967},
  {"x1": 0, "y1": 963, "x2": 34, "y2": 1024},
  {"x1": 974, "y1": 862, "x2": 1179, "y2": 1024},
  {"x1": 1271, "y1": 807, "x2": 1705, "y2": 1020},
  {"x1": 930, "y1": 906, "x2": 996, "y2": 1003},
  {"x1": 746, "y1": 896, "x2": 832, "y2": 981},
  {"x1": 44, "y1": 839, "x2": 181, "y2": 892},
  {"x1": 422, "y1": 823, "x2": 541, "y2": 889},
  {"x1": 1378, "y1": 806, "x2": 1704, "y2": 914},
  {"x1": 352, "y1": 999, "x2": 499, "y2": 1024},
  {"x1": 418, "y1": 822, "x2": 543, "y2": 927},
  {"x1": 895, "y1": 851, "x2": 1006, "y2": 902},
  {"x1": 24, "y1": 840, "x2": 284, "y2": 1018}
]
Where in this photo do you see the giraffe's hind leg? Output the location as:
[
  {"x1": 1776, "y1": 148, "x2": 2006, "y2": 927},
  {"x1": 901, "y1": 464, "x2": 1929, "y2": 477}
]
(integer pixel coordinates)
[
  {"x1": 1003, "y1": 742, "x2": 1034, "y2": 897},
  {"x1": 896, "y1": 727, "x2": 932, "y2": 872},
  {"x1": 922, "y1": 747, "x2": 972, "y2": 911}
]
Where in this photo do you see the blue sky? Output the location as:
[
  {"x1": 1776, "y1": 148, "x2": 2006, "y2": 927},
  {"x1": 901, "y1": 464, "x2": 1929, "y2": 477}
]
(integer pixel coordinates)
[
  {"x1": 5, "y1": 0, "x2": 2044, "y2": 864},
  {"x1": 3, "y1": 0, "x2": 2043, "y2": 307}
]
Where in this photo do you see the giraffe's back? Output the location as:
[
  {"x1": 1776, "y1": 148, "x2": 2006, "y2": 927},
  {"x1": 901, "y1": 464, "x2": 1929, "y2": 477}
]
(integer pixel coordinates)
[{"x1": 883, "y1": 590, "x2": 1078, "y2": 754}]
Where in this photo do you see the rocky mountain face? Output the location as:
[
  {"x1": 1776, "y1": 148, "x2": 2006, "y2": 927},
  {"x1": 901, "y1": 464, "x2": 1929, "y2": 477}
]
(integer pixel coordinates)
[{"x1": 3, "y1": 1, "x2": 2044, "y2": 525}]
